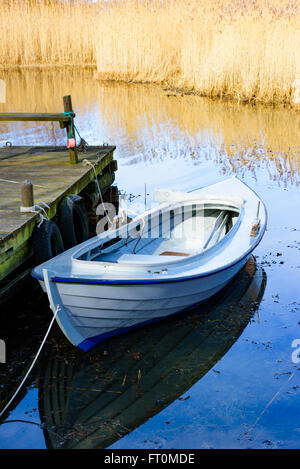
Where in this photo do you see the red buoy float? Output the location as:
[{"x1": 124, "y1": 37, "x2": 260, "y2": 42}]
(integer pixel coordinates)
[{"x1": 67, "y1": 138, "x2": 76, "y2": 149}]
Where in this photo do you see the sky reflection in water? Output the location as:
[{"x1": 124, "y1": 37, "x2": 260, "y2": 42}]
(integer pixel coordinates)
[{"x1": 0, "y1": 70, "x2": 300, "y2": 449}]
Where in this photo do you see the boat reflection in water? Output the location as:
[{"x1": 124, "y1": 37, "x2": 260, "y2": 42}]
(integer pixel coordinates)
[{"x1": 38, "y1": 257, "x2": 266, "y2": 449}]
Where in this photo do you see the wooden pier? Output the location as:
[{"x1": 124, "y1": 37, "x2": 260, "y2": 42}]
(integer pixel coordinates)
[{"x1": 0, "y1": 97, "x2": 118, "y2": 304}]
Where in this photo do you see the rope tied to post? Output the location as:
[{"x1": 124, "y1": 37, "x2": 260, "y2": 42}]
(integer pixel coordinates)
[
  {"x1": 63, "y1": 111, "x2": 75, "y2": 139},
  {"x1": 19, "y1": 179, "x2": 50, "y2": 227}
]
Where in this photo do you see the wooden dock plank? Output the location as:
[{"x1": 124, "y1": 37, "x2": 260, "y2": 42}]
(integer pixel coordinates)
[
  {"x1": 0, "y1": 145, "x2": 116, "y2": 280},
  {"x1": 0, "y1": 146, "x2": 68, "y2": 161},
  {"x1": 0, "y1": 113, "x2": 72, "y2": 122}
]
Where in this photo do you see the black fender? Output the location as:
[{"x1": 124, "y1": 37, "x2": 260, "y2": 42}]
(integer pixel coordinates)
[
  {"x1": 58, "y1": 194, "x2": 89, "y2": 249},
  {"x1": 33, "y1": 219, "x2": 64, "y2": 265}
]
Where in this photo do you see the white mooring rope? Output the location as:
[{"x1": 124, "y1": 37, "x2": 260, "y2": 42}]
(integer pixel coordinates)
[
  {"x1": 0, "y1": 305, "x2": 60, "y2": 419},
  {"x1": 20, "y1": 201, "x2": 50, "y2": 227},
  {"x1": 0, "y1": 178, "x2": 47, "y2": 189},
  {"x1": 83, "y1": 158, "x2": 114, "y2": 225}
]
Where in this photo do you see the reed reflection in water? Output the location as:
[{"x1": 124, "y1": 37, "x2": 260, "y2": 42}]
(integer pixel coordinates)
[{"x1": 0, "y1": 69, "x2": 299, "y2": 187}]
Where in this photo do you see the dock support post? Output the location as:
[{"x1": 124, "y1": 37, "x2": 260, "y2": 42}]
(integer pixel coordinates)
[
  {"x1": 63, "y1": 95, "x2": 78, "y2": 165},
  {"x1": 20, "y1": 180, "x2": 34, "y2": 212}
]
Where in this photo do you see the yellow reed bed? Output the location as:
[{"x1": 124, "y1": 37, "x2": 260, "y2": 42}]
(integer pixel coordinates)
[{"x1": 0, "y1": 0, "x2": 299, "y2": 105}]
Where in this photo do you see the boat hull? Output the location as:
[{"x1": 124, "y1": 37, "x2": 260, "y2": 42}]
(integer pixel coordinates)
[
  {"x1": 40, "y1": 254, "x2": 250, "y2": 351},
  {"x1": 38, "y1": 259, "x2": 266, "y2": 449}
]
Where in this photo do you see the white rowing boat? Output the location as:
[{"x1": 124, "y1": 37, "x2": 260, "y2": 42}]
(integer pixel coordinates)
[{"x1": 31, "y1": 176, "x2": 267, "y2": 351}]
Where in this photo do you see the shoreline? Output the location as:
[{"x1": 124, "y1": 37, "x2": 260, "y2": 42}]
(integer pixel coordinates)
[{"x1": 0, "y1": 65, "x2": 298, "y2": 110}]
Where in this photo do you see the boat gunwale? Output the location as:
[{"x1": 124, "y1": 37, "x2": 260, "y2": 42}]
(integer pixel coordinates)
[
  {"x1": 31, "y1": 177, "x2": 268, "y2": 285},
  {"x1": 31, "y1": 216, "x2": 266, "y2": 286}
]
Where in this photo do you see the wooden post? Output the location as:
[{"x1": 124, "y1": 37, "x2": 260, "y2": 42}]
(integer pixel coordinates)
[
  {"x1": 63, "y1": 95, "x2": 78, "y2": 165},
  {"x1": 20, "y1": 180, "x2": 34, "y2": 212}
]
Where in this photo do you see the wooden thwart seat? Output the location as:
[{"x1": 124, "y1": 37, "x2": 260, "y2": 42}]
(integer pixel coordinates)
[{"x1": 159, "y1": 251, "x2": 190, "y2": 257}]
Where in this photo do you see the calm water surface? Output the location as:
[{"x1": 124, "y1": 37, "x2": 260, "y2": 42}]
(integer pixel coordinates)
[{"x1": 0, "y1": 69, "x2": 299, "y2": 449}]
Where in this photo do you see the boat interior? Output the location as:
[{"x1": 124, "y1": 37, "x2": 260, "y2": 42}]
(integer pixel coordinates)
[{"x1": 76, "y1": 202, "x2": 240, "y2": 264}]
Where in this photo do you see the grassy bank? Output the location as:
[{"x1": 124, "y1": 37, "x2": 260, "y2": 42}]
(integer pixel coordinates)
[{"x1": 0, "y1": 0, "x2": 299, "y2": 105}]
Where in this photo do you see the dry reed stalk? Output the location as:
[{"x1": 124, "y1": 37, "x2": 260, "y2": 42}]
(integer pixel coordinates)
[
  {"x1": 0, "y1": 0, "x2": 299, "y2": 105},
  {"x1": 94, "y1": 0, "x2": 300, "y2": 104}
]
